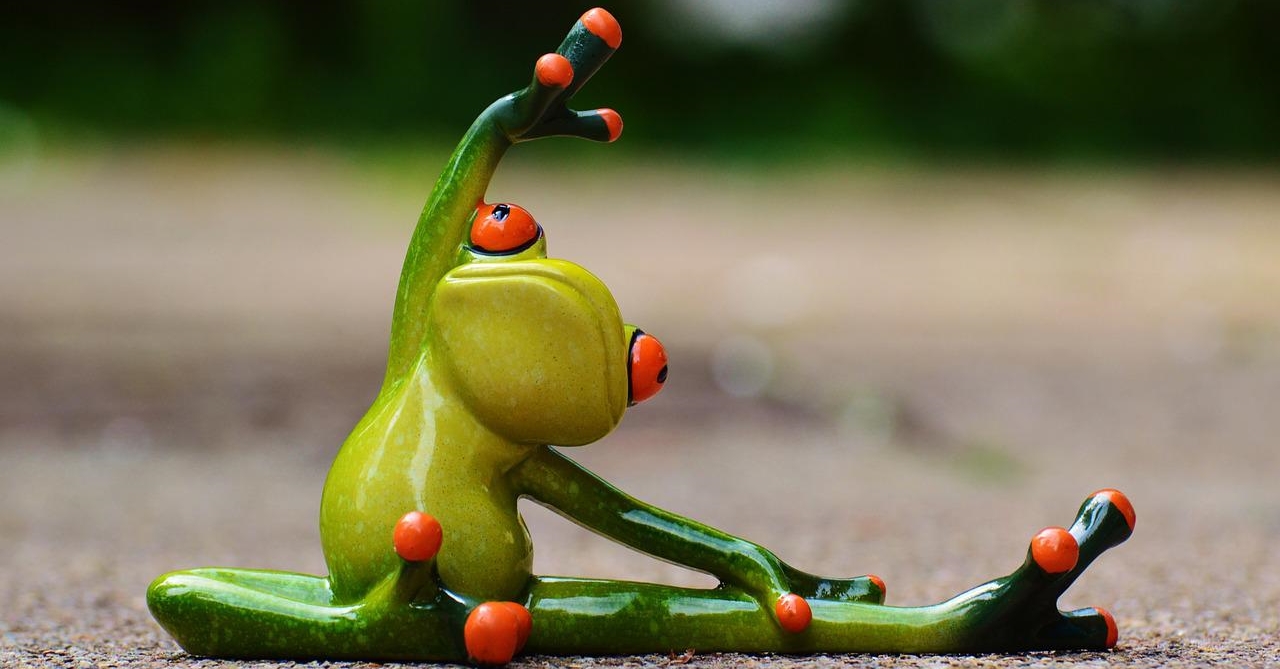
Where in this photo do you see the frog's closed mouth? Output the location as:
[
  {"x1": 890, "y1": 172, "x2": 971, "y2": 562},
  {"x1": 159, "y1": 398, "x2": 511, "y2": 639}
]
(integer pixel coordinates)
[{"x1": 147, "y1": 7, "x2": 1134, "y2": 665}]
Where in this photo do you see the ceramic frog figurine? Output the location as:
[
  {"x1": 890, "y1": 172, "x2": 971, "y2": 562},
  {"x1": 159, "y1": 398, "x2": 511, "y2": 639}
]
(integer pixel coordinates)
[{"x1": 147, "y1": 8, "x2": 1136, "y2": 665}]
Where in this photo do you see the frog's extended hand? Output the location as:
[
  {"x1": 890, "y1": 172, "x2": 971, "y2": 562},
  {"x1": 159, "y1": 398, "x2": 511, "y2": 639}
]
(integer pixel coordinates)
[
  {"x1": 385, "y1": 7, "x2": 624, "y2": 386},
  {"x1": 493, "y1": 7, "x2": 623, "y2": 144}
]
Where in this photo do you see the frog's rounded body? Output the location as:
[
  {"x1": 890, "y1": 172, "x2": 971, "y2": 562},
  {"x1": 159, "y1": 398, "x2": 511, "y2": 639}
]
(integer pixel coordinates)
[
  {"x1": 320, "y1": 255, "x2": 630, "y2": 605},
  {"x1": 319, "y1": 359, "x2": 536, "y2": 604}
]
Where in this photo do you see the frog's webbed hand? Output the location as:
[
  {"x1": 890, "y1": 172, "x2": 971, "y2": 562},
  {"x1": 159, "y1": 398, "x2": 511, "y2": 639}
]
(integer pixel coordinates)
[
  {"x1": 384, "y1": 8, "x2": 623, "y2": 386},
  {"x1": 512, "y1": 445, "x2": 820, "y2": 632}
]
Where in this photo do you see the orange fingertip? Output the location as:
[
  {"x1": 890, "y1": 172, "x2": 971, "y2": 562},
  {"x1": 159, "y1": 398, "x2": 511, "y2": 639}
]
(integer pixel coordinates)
[
  {"x1": 597, "y1": 108, "x2": 623, "y2": 142},
  {"x1": 500, "y1": 602, "x2": 532, "y2": 651},
  {"x1": 1092, "y1": 488, "x2": 1136, "y2": 531},
  {"x1": 1031, "y1": 526, "x2": 1079, "y2": 574},
  {"x1": 867, "y1": 574, "x2": 886, "y2": 598},
  {"x1": 393, "y1": 511, "x2": 443, "y2": 562},
  {"x1": 1095, "y1": 606, "x2": 1118, "y2": 648},
  {"x1": 581, "y1": 7, "x2": 622, "y2": 49},
  {"x1": 775, "y1": 593, "x2": 812, "y2": 633},
  {"x1": 535, "y1": 53, "x2": 573, "y2": 88},
  {"x1": 465, "y1": 602, "x2": 521, "y2": 665}
]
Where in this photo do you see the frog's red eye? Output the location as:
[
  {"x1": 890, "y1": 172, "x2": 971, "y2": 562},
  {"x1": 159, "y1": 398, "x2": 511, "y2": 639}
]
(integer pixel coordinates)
[
  {"x1": 628, "y1": 330, "x2": 668, "y2": 405},
  {"x1": 471, "y1": 202, "x2": 540, "y2": 253}
]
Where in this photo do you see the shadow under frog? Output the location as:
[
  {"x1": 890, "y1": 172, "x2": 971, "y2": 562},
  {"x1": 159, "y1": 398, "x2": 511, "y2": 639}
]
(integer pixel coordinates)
[{"x1": 147, "y1": 8, "x2": 1136, "y2": 665}]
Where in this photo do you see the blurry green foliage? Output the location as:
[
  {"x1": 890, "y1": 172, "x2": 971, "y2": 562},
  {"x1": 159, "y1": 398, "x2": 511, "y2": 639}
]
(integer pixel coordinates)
[{"x1": 2, "y1": 0, "x2": 1277, "y2": 161}]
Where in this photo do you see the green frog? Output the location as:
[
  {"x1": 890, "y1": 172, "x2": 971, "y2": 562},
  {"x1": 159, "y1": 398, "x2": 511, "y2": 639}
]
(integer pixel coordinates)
[{"x1": 147, "y1": 8, "x2": 1135, "y2": 664}]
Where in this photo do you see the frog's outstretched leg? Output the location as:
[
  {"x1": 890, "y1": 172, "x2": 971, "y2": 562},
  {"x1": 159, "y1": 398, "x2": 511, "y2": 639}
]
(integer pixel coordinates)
[{"x1": 519, "y1": 489, "x2": 1133, "y2": 655}]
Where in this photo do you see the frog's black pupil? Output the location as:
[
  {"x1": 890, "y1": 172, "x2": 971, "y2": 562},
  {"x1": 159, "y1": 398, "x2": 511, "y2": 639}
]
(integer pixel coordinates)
[
  {"x1": 492, "y1": 204, "x2": 510, "y2": 221},
  {"x1": 656, "y1": 365, "x2": 668, "y2": 384}
]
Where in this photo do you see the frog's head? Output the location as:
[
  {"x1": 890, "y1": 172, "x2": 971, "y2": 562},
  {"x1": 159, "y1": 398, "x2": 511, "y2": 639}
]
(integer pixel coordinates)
[{"x1": 425, "y1": 202, "x2": 667, "y2": 446}]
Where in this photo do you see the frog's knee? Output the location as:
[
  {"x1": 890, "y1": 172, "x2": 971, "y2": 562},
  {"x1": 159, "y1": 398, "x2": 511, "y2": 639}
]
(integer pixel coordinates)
[
  {"x1": 146, "y1": 571, "x2": 220, "y2": 655},
  {"x1": 146, "y1": 570, "x2": 193, "y2": 614}
]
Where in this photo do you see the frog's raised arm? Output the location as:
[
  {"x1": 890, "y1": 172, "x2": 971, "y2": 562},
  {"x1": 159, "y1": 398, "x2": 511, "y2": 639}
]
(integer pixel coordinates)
[{"x1": 384, "y1": 8, "x2": 624, "y2": 386}]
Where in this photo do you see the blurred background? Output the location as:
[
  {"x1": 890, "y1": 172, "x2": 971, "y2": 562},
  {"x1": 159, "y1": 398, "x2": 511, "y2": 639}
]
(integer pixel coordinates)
[
  {"x1": 4, "y1": 0, "x2": 1280, "y2": 159},
  {"x1": 2, "y1": 1, "x2": 1279, "y2": 665}
]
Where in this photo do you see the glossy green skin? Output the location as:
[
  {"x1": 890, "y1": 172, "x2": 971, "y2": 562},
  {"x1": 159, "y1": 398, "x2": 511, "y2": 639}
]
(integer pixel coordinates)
[{"x1": 147, "y1": 9, "x2": 1133, "y2": 663}]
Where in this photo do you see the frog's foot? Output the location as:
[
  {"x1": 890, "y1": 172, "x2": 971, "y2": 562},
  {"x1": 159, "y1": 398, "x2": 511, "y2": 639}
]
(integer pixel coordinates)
[
  {"x1": 1029, "y1": 488, "x2": 1135, "y2": 605},
  {"x1": 949, "y1": 488, "x2": 1135, "y2": 651},
  {"x1": 1029, "y1": 489, "x2": 1133, "y2": 650}
]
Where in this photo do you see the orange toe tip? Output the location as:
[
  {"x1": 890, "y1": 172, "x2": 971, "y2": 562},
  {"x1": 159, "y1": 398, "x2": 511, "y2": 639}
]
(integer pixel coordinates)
[
  {"x1": 535, "y1": 53, "x2": 573, "y2": 88},
  {"x1": 867, "y1": 574, "x2": 886, "y2": 597},
  {"x1": 465, "y1": 602, "x2": 521, "y2": 665},
  {"x1": 1092, "y1": 488, "x2": 1136, "y2": 531},
  {"x1": 581, "y1": 7, "x2": 622, "y2": 49},
  {"x1": 1095, "y1": 606, "x2": 1118, "y2": 648},
  {"x1": 597, "y1": 108, "x2": 623, "y2": 142},
  {"x1": 775, "y1": 593, "x2": 812, "y2": 633},
  {"x1": 1031, "y1": 526, "x2": 1079, "y2": 574},
  {"x1": 392, "y1": 511, "x2": 443, "y2": 562}
]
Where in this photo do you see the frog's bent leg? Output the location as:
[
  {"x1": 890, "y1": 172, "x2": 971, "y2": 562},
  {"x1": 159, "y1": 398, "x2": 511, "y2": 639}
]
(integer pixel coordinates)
[
  {"x1": 522, "y1": 490, "x2": 1130, "y2": 654},
  {"x1": 145, "y1": 569, "x2": 468, "y2": 661},
  {"x1": 146, "y1": 512, "x2": 469, "y2": 661}
]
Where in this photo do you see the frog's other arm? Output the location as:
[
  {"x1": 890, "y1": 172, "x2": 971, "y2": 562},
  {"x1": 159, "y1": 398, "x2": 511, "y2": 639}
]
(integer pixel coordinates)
[
  {"x1": 510, "y1": 447, "x2": 1134, "y2": 654},
  {"x1": 383, "y1": 8, "x2": 624, "y2": 388},
  {"x1": 511, "y1": 447, "x2": 886, "y2": 613}
]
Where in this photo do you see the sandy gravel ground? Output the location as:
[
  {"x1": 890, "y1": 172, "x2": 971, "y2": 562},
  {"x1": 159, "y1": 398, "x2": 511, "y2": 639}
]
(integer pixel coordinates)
[{"x1": 2, "y1": 147, "x2": 1279, "y2": 667}]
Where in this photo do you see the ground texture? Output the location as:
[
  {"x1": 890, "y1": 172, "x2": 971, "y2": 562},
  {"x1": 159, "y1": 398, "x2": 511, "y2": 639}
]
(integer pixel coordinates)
[{"x1": 2, "y1": 147, "x2": 1278, "y2": 667}]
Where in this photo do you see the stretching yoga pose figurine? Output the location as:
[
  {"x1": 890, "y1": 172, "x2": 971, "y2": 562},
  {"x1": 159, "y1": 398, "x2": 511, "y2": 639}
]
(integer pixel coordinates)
[{"x1": 148, "y1": 8, "x2": 1135, "y2": 664}]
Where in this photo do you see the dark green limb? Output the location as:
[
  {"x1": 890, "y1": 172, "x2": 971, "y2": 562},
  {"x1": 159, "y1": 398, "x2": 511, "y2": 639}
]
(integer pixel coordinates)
[
  {"x1": 519, "y1": 108, "x2": 619, "y2": 142},
  {"x1": 523, "y1": 576, "x2": 1102, "y2": 655}
]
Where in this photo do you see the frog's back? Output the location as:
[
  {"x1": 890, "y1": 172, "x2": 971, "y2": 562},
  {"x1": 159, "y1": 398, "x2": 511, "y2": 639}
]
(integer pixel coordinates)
[{"x1": 319, "y1": 372, "x2": 435, "y2": 601}]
